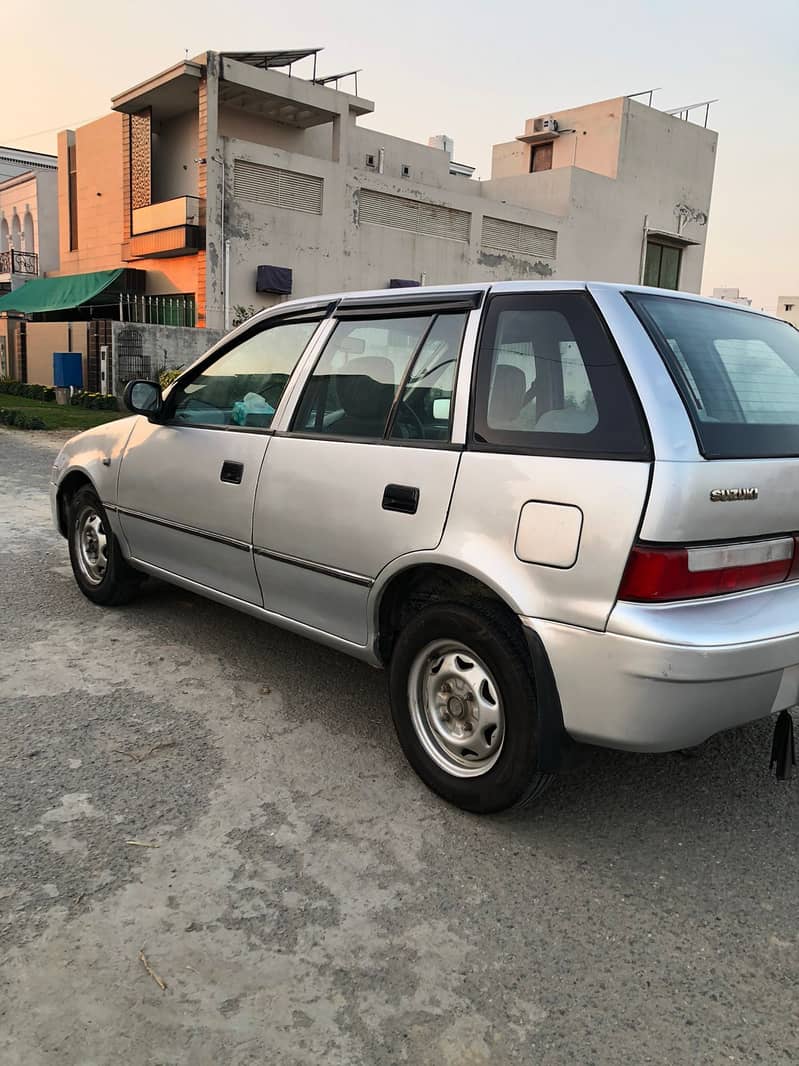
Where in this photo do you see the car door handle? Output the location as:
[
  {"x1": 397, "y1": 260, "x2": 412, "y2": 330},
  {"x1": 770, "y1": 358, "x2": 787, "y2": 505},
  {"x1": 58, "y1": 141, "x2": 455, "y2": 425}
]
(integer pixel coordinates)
[
  {"x1": 382, "y1": 484, "x2": 419, "y2": 515},
  {"x1": 220, "y1": 460, "x2": 244, "y2": 485}
]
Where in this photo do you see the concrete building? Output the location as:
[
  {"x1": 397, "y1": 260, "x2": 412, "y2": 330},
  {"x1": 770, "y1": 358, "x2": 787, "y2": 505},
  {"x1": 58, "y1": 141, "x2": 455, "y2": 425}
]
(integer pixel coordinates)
[
  {"x1": 777, "y1": 297, "x2": 799, "y2": 329},
  {"x1": 0, "y1": 146, "x2": 58, "y2": 183},
  {"x1": 712, "y1": 287, "x2": 752, "y2": 307},
  {"x1": 38, "y1": 50, "x2": 716, "y2": 330},
  {"x1": 0, "y1": 147, "x2": 59, "y2": 295}
]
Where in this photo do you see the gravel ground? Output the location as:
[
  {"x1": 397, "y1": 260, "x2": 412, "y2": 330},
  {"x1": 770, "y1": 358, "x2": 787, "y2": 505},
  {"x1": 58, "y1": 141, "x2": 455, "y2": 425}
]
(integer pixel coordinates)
[{"x1": 1, "y1": 425, "x2": 798, "y2": 1065}]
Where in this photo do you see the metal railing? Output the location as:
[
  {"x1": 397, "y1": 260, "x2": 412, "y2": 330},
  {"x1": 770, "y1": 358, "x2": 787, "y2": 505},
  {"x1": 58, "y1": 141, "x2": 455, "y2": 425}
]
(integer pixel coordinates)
[
  {"x1": 120, "y1": 292, "x2": 196, "y2": 328},
  {"x1": 0, "y1": 249, "x2": 39, "y2": 275}
]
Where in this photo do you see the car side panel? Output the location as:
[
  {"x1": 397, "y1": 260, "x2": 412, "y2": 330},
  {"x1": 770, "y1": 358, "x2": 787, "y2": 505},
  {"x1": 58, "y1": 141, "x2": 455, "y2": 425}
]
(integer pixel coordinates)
[
  {"x1": 371, "y1": 453, "x2": 651, "y2": 632},
  {"x1": 52, "y1": 415, "x2": 139, "y2": 542}
]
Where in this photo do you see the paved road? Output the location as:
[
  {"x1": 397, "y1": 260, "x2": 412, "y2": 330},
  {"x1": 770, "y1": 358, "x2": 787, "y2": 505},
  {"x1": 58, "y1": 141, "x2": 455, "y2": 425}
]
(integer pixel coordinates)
[{"x1": 1, "y1": 426, "x2": 798, "y2": 1065}]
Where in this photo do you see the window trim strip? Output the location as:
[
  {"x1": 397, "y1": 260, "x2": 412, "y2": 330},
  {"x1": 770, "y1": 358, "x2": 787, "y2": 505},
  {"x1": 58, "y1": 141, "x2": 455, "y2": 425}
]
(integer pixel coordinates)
[
  {"x1": 273, "y1": 429, "x2": 463, "y2": 450},
  {"x1": 335, "y1": 291, "x2": 484, "y2": 316}
]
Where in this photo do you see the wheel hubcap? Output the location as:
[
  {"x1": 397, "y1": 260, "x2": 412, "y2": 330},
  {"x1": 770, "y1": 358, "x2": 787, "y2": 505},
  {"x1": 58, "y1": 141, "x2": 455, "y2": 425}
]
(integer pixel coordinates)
[
  {"x1": 408, "y1": 640, "x2": 505, "y2": 778},
  {"x1": 76, "y1": 508, "x2": 108, "y2": 586}
]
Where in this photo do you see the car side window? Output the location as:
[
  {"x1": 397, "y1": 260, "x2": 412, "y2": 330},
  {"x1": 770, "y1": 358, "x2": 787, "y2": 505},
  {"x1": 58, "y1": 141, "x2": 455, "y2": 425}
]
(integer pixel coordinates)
[
  {"x1": 169, "y1": 319, "x2": 319, "y2": 428},
  {"x1": 473, "y1": 293, "x2": 648, "y2": 457},
  {"x1": 389, "y1": 312, "x2": 467, "y2": 441},
  {"x1": 291, "y1": 311, "x2": 468, "y2": 441}
]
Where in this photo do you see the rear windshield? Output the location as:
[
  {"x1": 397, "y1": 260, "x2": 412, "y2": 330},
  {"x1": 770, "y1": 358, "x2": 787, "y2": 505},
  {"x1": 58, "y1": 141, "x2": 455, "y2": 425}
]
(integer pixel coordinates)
[{"x1": 628, "y1": 293, "x2": 799, "y2": 459}]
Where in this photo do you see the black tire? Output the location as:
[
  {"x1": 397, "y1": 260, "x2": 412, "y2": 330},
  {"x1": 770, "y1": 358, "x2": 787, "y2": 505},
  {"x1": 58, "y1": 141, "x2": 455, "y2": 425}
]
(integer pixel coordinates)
[
  {"x1": 67, "y1": 485, "x2": 142, "y2": 606},
  {"x1": 388, "y1": 601, "x2": 553, "y2": 814}
]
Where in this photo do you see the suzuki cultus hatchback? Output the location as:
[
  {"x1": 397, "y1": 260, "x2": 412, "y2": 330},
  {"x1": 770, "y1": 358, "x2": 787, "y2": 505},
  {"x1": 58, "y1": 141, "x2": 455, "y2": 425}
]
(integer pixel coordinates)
[{"x1": 51, "y1": 282, "x2": 799, "y2": 812}]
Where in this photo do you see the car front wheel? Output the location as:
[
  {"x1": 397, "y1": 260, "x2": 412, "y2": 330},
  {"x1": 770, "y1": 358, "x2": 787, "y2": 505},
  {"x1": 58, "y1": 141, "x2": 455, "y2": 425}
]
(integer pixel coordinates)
[
  {"x1": 67, "y1": 485, "x2": 141, "y2": 606},
  {"x1": 388, "y1": 602, "x2": 552, "y2": 813}
]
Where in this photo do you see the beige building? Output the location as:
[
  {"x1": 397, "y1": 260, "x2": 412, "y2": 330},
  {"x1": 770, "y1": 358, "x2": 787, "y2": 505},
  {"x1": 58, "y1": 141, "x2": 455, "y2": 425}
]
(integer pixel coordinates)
[
  {"x1": 712, "y1": 286, "x2": 752, "y2": 307},
  {"x1": 14, "y1": 50, "x2": 717, "y2": 331},
  {"x1": 777, "y1": 297, "x2": 799, "y2": 328},
  {"x1": 0, "y1": 147, "x2": 59, "y2": 295}
]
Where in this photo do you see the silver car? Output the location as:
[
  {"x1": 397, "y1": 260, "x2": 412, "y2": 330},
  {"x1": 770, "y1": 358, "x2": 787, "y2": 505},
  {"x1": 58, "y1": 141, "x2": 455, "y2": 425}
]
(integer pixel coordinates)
[{"x1": 51, "y1": 282, "x2": 799, "y2": 812}]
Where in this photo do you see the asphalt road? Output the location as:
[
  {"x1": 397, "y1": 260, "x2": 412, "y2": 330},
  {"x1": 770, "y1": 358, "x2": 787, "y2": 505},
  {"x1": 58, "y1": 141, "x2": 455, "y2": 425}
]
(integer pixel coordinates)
[{"x1": 1, "y1": 426, "x2": 798, "y2": 1065}]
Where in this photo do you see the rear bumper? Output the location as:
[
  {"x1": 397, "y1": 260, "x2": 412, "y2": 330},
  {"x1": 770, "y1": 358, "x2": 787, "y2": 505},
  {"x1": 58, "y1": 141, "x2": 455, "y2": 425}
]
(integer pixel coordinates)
[{"x1": 525, "y1": 592, "x2": 799, "y2": 751}]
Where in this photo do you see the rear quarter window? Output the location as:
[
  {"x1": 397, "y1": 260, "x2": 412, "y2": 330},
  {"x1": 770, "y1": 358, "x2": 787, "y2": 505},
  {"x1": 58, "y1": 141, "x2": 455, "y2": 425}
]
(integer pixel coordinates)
[
  {"x1": 628, "y1": 293, "x2": 799, "y2": 459},
  {"x1": 471, "y1": 292, "x2": 650, "y2": 458}
]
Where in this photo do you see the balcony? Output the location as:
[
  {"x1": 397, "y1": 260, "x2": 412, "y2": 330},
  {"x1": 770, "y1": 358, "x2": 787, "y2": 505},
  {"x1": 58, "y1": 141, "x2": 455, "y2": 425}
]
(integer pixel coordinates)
[
  {"x1": 0, "y1": 249, "x2": 39, "y2": 277},
  {"x1": 128, "y1": 196, "x2": 205, "y2": 260}
]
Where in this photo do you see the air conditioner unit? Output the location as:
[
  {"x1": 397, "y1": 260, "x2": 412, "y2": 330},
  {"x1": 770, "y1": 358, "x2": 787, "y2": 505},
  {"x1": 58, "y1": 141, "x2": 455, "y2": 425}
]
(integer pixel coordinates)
[{"x1": 533, "y1": 116, "x2": 559, "y2": 134}]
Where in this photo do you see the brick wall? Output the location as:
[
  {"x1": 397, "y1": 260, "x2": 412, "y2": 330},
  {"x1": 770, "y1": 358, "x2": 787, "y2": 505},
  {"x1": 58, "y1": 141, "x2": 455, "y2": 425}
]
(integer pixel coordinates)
[
  {"x1": 195, "y1": 75, "x2": 208, "y2": 327},
  {"x1": 53, "y1": 114, "x2": 127, "y2": 276}
]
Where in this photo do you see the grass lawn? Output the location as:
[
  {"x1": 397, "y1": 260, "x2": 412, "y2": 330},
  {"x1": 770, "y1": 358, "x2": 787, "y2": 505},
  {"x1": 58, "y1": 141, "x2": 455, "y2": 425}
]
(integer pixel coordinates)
[{"x1": 0, "y1": 392, "x2": 126, "y2": 431}]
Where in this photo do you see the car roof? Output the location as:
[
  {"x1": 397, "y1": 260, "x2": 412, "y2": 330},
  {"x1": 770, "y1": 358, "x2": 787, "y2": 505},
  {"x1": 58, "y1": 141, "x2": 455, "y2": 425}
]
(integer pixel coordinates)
[{"x1": 247, "y1": 279, "x2": 775, "y2": 328}]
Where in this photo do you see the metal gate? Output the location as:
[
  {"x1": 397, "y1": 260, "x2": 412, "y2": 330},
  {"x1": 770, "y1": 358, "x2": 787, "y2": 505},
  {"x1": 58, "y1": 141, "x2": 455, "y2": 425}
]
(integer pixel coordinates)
[
  {"x1": 87, "y1": 320, "x2": 113, "y2": 393},
  {"x1": 115, "y1": 326, "x2": 146, "y2": 387}
]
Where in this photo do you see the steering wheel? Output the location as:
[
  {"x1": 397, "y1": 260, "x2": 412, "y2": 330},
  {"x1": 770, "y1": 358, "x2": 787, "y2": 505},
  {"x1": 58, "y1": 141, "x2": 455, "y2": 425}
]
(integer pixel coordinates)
[{"x1": 393, "y1": 400, "x2": 425, "y2": 439}]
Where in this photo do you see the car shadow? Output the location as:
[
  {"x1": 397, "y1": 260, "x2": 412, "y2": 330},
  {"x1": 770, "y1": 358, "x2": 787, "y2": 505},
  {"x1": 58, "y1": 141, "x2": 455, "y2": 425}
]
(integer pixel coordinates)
[{"x1": 132, "y1": 578, "x2": 799, "y2": 878}]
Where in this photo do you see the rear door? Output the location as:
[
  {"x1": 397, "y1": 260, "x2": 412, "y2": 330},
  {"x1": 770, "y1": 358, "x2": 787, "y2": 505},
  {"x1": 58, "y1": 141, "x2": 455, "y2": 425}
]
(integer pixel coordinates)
[{"x1": 252, "y1": 293, "x2": 481, "y2": 644}]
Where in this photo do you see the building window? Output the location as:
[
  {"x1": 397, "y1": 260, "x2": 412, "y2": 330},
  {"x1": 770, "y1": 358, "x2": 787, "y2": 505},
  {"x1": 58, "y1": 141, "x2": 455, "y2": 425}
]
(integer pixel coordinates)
[
  {"x1": 530, "y1": 142, "x2": 553, "y2": 173},
  {"x1": 643, "y1": 239, "x2": 682, "y2": 291},
  {"x1": 23, "y1": 210, "x2": 34, "y2": 253},
  {"x1": 67, "y1": 136, "x2": 79, "y2": 251},
  {"x1": 401, "y1": 164, "x2": 411, "y2": 178},
  {"x1": 365, "y1": 153, "x2": 376, "y2": 168},
  {"x1": 786, "y1": 304, "x2": 795, "y2": 312}
]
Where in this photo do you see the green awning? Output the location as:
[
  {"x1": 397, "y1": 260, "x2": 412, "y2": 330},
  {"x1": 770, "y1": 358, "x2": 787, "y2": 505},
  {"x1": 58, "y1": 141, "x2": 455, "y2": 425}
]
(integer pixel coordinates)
[{"x1": 0, "y1": 268, "x2": 124, "y2": 314}]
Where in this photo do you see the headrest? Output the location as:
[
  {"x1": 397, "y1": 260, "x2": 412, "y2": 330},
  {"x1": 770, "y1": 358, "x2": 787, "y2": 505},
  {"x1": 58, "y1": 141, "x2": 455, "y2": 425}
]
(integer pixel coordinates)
[
  {"x1": 488, "y1": 364, "x2": 526, "y2": 425},
  {"x1": 336, "y1": 357, "x2": 396, "y2": 422},
  {"x1": 534, "y1": 406, "x2": 598, "y2": 434}
]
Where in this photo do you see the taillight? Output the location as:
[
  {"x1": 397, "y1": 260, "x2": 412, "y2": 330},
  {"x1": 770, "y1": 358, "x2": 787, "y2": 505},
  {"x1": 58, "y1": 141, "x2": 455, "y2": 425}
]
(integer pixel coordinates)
[{"x1": 619, "y1": 536, "x2": 799, "y2": 602}]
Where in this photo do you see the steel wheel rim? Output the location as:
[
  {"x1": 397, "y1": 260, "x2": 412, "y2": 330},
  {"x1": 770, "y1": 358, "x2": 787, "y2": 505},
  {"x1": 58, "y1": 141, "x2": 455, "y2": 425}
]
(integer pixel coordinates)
[
  {"x1": 407, "y1": 639, "x2": 505, "y2": 778},
  {"x1": 75, "y1": 507, "x2": 108, "y2": 586}
]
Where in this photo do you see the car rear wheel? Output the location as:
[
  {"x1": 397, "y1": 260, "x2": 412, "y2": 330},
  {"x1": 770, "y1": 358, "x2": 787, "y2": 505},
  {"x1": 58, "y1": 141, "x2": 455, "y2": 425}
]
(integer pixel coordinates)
[
  {"x1": 388, "y1": 602, "x2": 552, "y2": 813},
  {"x1": 68, "y1": 486, "x2": 141, "y2": 606}
]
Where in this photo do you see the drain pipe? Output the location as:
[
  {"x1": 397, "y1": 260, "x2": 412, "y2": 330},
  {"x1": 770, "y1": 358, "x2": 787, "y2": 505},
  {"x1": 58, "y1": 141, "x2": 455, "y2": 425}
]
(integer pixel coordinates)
[
  {"x1": 214, "y1": 148, "x2": 230, "y2": 330},
  {"x1": 224, "y1": 238, "x2": 231, "y2": 330},
  {"x1": 639, "y1": 214, "x2": 649, "y2": 284}
]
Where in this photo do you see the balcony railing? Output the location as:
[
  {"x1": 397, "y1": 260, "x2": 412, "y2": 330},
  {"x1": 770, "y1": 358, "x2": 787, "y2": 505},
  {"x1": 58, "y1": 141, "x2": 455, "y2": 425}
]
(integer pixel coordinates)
[
  {"x1": 0, "y1": 249, "x2": 39, "y2": 276},
  {"x1": 132, "y1": 196, "x2": 204, "y2": 236}
]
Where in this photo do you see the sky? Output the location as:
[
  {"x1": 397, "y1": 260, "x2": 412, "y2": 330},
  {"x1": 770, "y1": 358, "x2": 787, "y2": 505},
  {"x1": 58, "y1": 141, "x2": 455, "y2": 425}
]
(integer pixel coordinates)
[{"x1": 2, "y1": 0, "x2": 797, "y2": 310}]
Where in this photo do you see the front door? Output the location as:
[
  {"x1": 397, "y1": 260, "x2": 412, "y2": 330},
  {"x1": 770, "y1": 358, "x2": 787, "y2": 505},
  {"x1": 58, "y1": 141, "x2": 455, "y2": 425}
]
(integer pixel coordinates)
[
  {"x1": 252, "y1": 305, "x2": 470, "y2": 644},
  {"x1": 116, "y1": 315, "x2": 322, "y2": 603}
]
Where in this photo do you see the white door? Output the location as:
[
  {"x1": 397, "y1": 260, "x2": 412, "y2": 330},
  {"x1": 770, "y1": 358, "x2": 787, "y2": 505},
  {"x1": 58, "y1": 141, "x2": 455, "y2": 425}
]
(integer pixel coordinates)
[
  {"x1": 253, "y1": 304, "x2": 472, "y2": 644},
  {"x1": 117, "y1": 315, "x2": 321, "y2": 603}
]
